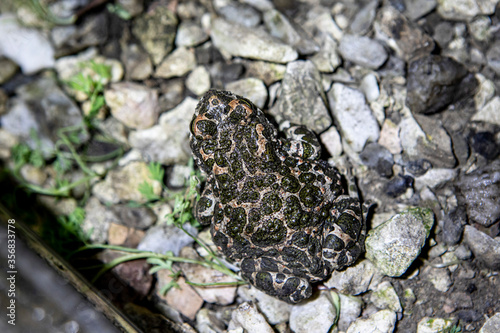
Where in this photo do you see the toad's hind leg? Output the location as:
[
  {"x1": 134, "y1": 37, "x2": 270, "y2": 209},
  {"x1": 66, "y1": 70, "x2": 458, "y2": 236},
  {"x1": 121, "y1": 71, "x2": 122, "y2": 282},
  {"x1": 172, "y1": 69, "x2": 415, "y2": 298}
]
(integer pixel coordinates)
[
  {"x1": 240, "y1": 258, "x2": 312, "y2": 303},
  {"x1": 322, "y1": 195, "x2": 365, "y2": 270},
  {"x1": 194, "y1": 181, "x2": 216, "y2": 226}
]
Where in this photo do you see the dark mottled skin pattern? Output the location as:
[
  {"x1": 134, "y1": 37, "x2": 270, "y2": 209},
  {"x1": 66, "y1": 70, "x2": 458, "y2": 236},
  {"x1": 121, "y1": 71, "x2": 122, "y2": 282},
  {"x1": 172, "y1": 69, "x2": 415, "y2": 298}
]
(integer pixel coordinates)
[{"x1": 190, "y1": 90, "x2": 365, "y2": 303}]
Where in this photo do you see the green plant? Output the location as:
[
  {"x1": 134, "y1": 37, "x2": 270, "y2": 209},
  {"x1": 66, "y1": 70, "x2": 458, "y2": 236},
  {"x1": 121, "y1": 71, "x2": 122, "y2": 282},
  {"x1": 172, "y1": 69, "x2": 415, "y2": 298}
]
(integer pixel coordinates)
[
  {"x1": 441, "y1": 325, "x2": 462, "y2": 333},
  {"x1": 138, "y1": 162, "x2": 165, "y2": 202},
  {"x1": 25, "y1": 0, "x2": 77, "y2": 25},
  {"x1": 107, "y1": 3, "x2": 132, "y2": 20},
  {"x1": 65, "y1": 61, "x2": 112, "y2": 127}
]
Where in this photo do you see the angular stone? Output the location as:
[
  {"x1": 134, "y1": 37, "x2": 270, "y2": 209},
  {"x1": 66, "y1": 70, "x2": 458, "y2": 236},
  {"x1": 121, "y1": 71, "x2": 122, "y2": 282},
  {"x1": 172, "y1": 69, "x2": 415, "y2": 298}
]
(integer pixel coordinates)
[
  {"x1": 92, "y1": 161, "x2": 162, "y2": 204},
  {"x1": 406, "y1": 55, "x2": 477, "y2": 115},
  {"x1": 270, "y1": 60, "x2": 331, "y2": 133},
  {"x1": 338, "y1": 34, "x2": 387, "y2": 69},
  {"x1": 132, "y1": 6, "x2": 177, "y2": 65},
  {"x1": 370, "y1": 281, "x2": 402, "y2": 313},
  {"x1": 228, "y1": 302, "x2": 274, "y2": 333},
  {"x1": 263, "y1": 9, "x2": 319, "y2": 55},
  {"x1": 464, "y1": 225, "x2": 500, "y2": 270},
  {"x1": 365, "y1": 208, "x2": 434, "y2": 277},
  {"x1": 375, "y1": 6, "x2": 434, "y2": 61},
  {"x1": 473, "y1": 96, "x2": 500, "y2": 126},
  {"x1": 289, "y1": 293, "x2": 336, "y2": 333},
  {"x1": 328, "y1": 83, "x2": 380, "y2": 152},
  {"x1": 225, "y1": 78, "x2": 268, "y2": 109},
  {"x1": 437, "y1": 0, "x2": 498, "y2": 21},
  {"x1": 456, "y1": 160, "x2": 500, "y2": 227},
  {"x1": 417, "y1": 317, "x2": 454, "y2": 333},
  {"x1": 210, "y1": 18, "x2": 298, "y2": 63},
  {"x1": 105, "y1": 82, "x2": 159, "y2": 129},
  {"x1": 155, "y1": 47, "x2": 196, "y2": 79},
  {"x1": 129, "y1": 97, "x2": 195, "y2": 165},
  {"x1": 346, "y1": 310, "x2": 396, "y2": 333},
  {"x1": 1, "y1": 77, "x2": 85, "y2": 156}
]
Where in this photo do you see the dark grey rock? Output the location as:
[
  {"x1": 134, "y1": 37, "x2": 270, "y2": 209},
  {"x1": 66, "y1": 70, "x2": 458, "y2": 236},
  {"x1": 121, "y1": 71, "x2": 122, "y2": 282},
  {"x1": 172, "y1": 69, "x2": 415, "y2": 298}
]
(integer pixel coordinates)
[
  {"x1": 386, "y1": 175, "x2": 414, "y2": 197},
  {"x1": 470, "y1": 131, "x2": 500, "y2": 160},
  {"x1": 412, "y1": 114, "x2": 457, "y2": 168},
  {"x1": 158, "y1": 78, "x2": 185, "y2": 111},
  {"x1": 405, "y1": 159, "x2": 432, "y2": 176},
  {"x1": 374, "y1": 6, "x2": 434, "y2": 62},
  {"x1": 110, "y1": 205, "x2": 157, "y2": 230},
  {"x1": 456, "y1": 309, "x2": 483, "y2": 323},
  {"x1": 449, "y1": 131, "x2": 470, "y2": 166},
  {"x1": 441, "y1": 207, "x2": 467, "y2": 245},
  {"x1": 406, "y1": 55, "x2": 478, "y2": 115},
  {"x1": 121, "y1": 44, "x2": 153, "y2": 80},
  {"x1": 456, "y1": 161, "x2": 500, "y2": 227},
  {"x1": 360, "y1": 143, "x2": 394, "y2": 178},
  {"x1": 209, "y1": 62, "x2": 245, "y2": 88},
  {"x1": 51, "y1": 12, "x2": 108, "y2": 57}
]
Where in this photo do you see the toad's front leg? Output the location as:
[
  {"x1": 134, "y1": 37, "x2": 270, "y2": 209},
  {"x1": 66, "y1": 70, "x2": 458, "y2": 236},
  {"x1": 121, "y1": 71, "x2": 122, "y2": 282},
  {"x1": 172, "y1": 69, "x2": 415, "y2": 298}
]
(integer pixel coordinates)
[{"x1": 240, "y1": 257, "x2": 312, "y2": 303}]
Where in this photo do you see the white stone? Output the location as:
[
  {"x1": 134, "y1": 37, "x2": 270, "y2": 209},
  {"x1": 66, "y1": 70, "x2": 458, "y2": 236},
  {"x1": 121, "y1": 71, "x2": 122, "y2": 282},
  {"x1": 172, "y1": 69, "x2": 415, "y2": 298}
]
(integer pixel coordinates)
[
  {"x1": 399, "y1": 113, "x2": 427, "y2": 157},
  {"x1": 0, "y1": 14, "x2": 55, "y2": 74},
  {"x1": 228, "y1": 302, "x2": 274, "y2": 333},
  {"x1": 328, "y1": 83, "x2": 380, "y2": 152},
  {"x1": 310, "y1": 12, "x2": 343, "y2": 41},
  {"x1": 370, "y1": 281, "x2": 402, "y2": 313},
  {"x1": 210, "y1": 18, "x2": 297, "y2": 63},
  {"x1": 346, "y1": 309, "x2": 396, "y2": 333},
  {"x1": 289, "y1": 293, "x2": 336, "y2": 333},
  {"x1": 366, "y1": 208, "x2": 434, "y2": 277},
  {"x1": 474, "y1": 73, "x2": 496, "y2": 110},
  {"x1": 129, "y1": 97, "x2": 196, "y2": 165},
  {"x1": 480, "y1": 313, "x2": 500, "y2": 333},
  {"x1": 325, "y1": 259, "x2": 382, "y2": 295},
  {"x1": 361, "y1": 73, "x2": 380, "y2": 102},
  {"x1": 378, "y1": 119, "x2": 402, "y2": 155},
  {"x1": 338, "y1": 35, "x2": 388, "y2": 69},
  {"x1": 472, "y1": 96, "x2": 500, "y2": 126},
  {"x1": 424, "y1": 266, "x2": 452, "y2": 292},
  {"x1": 105, "y1": 82, "x2": 159, "y2": 129},
  {"x1": 338, "y1": 294, "x2": 363, "y2": 332},
  {"x1": 437, "y1": 0, "x2": 498, "y2": 20},
  {"x1": 320, "y1": 126, "x2": 343, "y2": 157},
  {"x1": 225, "y1": 78, "x2": 268, "y2": 109},
  {"x1": 186, "y1": 66, "x2": 211, "y2": 96},
  {"x1": 414, "y1": 168, "x2": 458, "y2": 191},
  {"x1": 417, "y1": 317, "x2": 454, "y2": 333},
  {"x1": 155, "y1": 47, "x2": 196, "y2": 79},
  {"x1": 237, "y1": 286, "x2": 291, "y2": 324}
]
